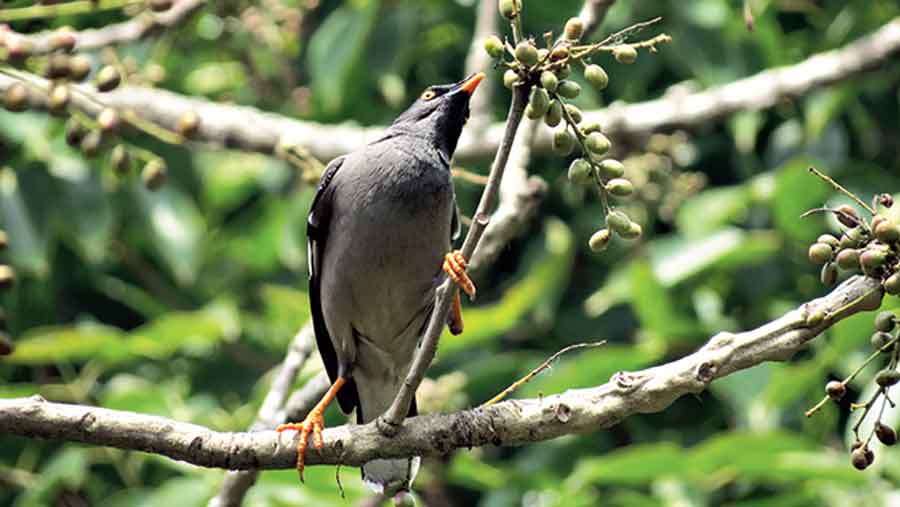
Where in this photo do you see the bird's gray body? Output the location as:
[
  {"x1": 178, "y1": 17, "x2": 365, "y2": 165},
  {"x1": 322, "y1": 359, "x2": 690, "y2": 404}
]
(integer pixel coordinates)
[{"x1": 310, "y1": 134, "x2": 457, "y2": 493}]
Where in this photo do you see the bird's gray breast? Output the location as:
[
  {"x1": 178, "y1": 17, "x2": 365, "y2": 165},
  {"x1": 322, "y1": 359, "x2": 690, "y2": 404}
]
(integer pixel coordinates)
[{"x1": 320, "y1": 141, "x2": 454, "y2": 363}]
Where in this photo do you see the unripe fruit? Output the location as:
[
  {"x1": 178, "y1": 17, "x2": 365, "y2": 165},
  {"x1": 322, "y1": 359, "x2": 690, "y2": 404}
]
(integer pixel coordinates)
[
  {"x1": 176, "y1": 111, "x2": 201, "y2": 138},
  {"x1": 0, "y1": 265, "x2": 14, "y2": 289},
  {"x1": 817, "y1": 234, "x2": 840, "y2": 249},
  {"x1": 45, "y1": 53, "x2": 71, "y2": 79},
  {"x1": 64, "y1": 118, "x2": 86, "y2": 147},
  {"x1": 3, "y1": 83, "x2": 29, "y2": 112},
  {"x1": 48, "y1": 84, "x2": 70, "y2": 116},
  {"x1": 884, "y1": 273, "x2": 900, "y2": 295},
  {"x1": 620, "y1": 221, "x2": 642, "y2": 240},
  {"x1": 826, "y1": 380, "x2": 845, "y2": 400},
  {"x1": 484, "y1": 35, "x2": 504, "y2": 58},
  {"x1": 859, "y1": 248, "x2": 887, "y2": 273},
  {"x1": 875, "y1": 311, "x2": 896, "y2": 332},
  {"x1": 613, "y1": 45, "x2": 637, "y2": 64},
  {"x1": 537, "y1": 48, "x2": 549, "y2": 61},
  {"x1": 49, "y1": 30, "x2": 76, "y2": 53},
  {"x1": 871, "y1": 331, "x2": 893, "y2": 350},
  {"x1": 879, "y1": 194, "x2": 894, "y2": 208},
  {"x1": 550, "y1": 45, "x2": 569, "y2": 61},
  {"x1": 540, "y1": 71, "x2": 558, "y2": 92},
  {"x1": 597, "y1": 159, "x2": 624, "y2": 179},
  {"x1": 580, "y1": 121, "x2": 602, "y2": 135},
  {"x1": 149, "y1": 0, "x2": 174, "y2": 12},
  {"x1": 142, "y1": 159, "x2": 168, "y2": 190},
  {"x1": 851, "y1": 447, "x2": 870, "y2": 470},
  {"x1": 584, "y1": 64, "x2": 609, "y2": 90},
  {"x1": 503, "y1": 69, "x2": 519, "y2": 90},
  {"x1": 555, "y1": 65, "x2": 571, "y2": 79},
  {"x1": 606, "y1": 210, "x2": 631, "y2": 235},
  {"x1": 606, "y1": 178, "x2": 634, "y2": 197},
  {"x1": 556, "y1": 80, "x2": 580, "y2": 99},
  {"x1": 97, "y1": 108, "x2": 119, "y2": 132},
  {"x1": 876, "y1": 369, "x2": 900, "y2": 387},
  {"x1": 585, "y1": 132, "x2": 611, "y2": 156},
  {"x1": 820, "y1": 262, "x2": 838, "y2": 286},
  {"x1": 564, "y1": 103, "x2": 582, "y2": 124},
  {"x1": 588, "y1": 229, "x2": 611, "y2": 252},
  {"x1": 544, "y1": 101, "x2": 562, "y2": 127},
  {"x1": 836, "y1": 205, "x2": 861, "y2": 228},
  {"x1": 563, "y1": 17, "x2": 584, "y2": 41},
  {"x1": 515, "y1": 41, "x2": 539, "y2": 66},
  {"x1": 498, "y1": 0, "x2": 517, "y2": 19},
  {"x1": 96, "y1": 65, "x2": 121, "y2": 92},
  {"x1": 876, "y1": 423, "x2": 897, "y2": 446},
  {"x1": 567, "y1": 158, "x2": 592, "y2": 184},
  {"x1": 110, "y1": 145, "x2": 131, "y2": 175},
  {"x1": 552, "y1": 128, "x2": 575, "y2": 156},
  {"x1": 80, "y1": 130, "x2": 102, "y2": 158},
  {"x1": 875, "y1": 221, "x2": 900, "y2": 243},
  {"x1": 836, "y1": 249, "x2": 859, "y2": 270},
  {"x1": 68, "y1": 55, "x2": 91, "y2": 82},
  {"x1": 528, "y1": 88, "x2": 550, "y2": 118},
  {"x1": 4, "y1": 38, "x2": 34, "y2": 64}
]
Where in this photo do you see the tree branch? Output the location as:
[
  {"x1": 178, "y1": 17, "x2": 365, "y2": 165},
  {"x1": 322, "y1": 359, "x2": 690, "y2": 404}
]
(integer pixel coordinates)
[
  {"x1": 0, "y1": 276, "x2": 884, "y2": 470},
  {"x1": 1, "y1": 0, "x2": 206, "y2": 54},
  {"x1": 3, "y1": 17, "x2": 896, "y2": 163}
]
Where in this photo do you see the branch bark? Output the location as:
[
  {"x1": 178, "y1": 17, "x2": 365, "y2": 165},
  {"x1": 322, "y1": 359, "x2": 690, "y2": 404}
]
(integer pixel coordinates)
[
  {"x1": 3, "y1": 17, "x2": 896, "y2": 163},
  {"x1": 0, "y1": 275, "x2": 884, "y2": 470}
]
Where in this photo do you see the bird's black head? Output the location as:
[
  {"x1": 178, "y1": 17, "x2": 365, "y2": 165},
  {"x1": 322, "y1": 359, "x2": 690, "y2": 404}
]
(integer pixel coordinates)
[{"x1": 389, "y1": 73, "x2": 485, "y2": 158}]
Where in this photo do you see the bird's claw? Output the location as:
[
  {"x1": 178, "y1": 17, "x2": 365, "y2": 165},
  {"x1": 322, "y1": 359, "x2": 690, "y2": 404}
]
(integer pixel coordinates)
[
  {"x1": 443, "y1": 250, "x2": 476, "y2": 299},
  {"x1": 276, "y1": 410, "x2": 327, "y2": 482}
]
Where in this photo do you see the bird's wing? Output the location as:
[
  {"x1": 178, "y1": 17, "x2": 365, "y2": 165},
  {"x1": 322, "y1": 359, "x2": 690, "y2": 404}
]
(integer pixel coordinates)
[
  {"x1": 307, "y1": 155, "x2": 359, "y2": 414},
  {"x1": 451, "y1": 195, "x2": 461, "y2": 242}
]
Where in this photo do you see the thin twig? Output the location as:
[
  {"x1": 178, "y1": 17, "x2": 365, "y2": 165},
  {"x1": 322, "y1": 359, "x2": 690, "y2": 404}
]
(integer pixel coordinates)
[
  {"x1": 481, "y1": 341, "x2": 606, "y2": 407},
  {"x1": 808, "y1": 166, "x2": 877, "y2": 215}
]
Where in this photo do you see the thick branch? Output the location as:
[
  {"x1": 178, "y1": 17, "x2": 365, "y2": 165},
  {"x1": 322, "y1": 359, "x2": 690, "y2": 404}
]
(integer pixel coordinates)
[
  {"x1": 0, "y1": 276, "x2": 883, "y2": 469},
  {"x1": 3, "y1": 17, "x2": 897, "y2": 162},
  {"x1": 1, "y1": 0, "x2": 206, "y2": 54}
]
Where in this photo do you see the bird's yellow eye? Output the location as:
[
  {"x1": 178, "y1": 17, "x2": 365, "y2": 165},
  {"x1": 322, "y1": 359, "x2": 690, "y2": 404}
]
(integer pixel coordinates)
[{"x1": 420, "y1": 90, "x2": 438, "y2": 101}]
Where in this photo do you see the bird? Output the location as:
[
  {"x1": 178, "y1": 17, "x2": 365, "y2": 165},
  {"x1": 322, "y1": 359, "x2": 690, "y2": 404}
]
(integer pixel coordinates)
[{"x1": 276, "y1": 72, "x2": 485, "y2": 497}]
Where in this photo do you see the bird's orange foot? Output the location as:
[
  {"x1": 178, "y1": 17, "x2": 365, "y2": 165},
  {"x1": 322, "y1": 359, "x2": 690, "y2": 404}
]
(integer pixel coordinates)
[
  {"x1": 448, "y1": 291, "x2": 464, "y2": 335},
  {"x1": 443, "y1": 250, "x2": 476, "y2": 299},
  {"x1": 276, "y1": 410, "x2": 326, "y2": 482}
]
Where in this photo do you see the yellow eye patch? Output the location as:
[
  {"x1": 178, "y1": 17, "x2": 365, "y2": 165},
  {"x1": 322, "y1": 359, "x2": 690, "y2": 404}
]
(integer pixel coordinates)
[{"x1": 420, "y1": 90, "x2": 438, "y2": 101}]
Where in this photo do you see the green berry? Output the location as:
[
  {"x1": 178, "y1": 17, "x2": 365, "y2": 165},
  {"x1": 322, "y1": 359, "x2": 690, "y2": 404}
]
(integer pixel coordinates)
[
  {"x1": 584, "y1": 132, "x2": 611, "y2": 156},
  {"x1": 552, "y1": 128, "x2": 575, "y2": 156},
  {"x1": 544, "y1": 101, "x2": 562, "y2": 127},
  {"x1": 836, "y1": 205, "x2": 861, "y2": 228},
  {"x1": 875, "y1": 222, "x2": 900, "y2": 243},
  {"x1": 540, "y1": 71, "x2": 558, "y2": 92},
  {"x1": 97, "y1": 108, "x2": 119, "y2": 133},
  {"x1": 807, "y1": 243, "x2": 833, "y2": 265},
  {"x1": 613, "y1": 45, "x2": 637, "y2": 64},
  {"x1": 96, "y1": 65, "x2": 121, "y2": 92},
  {"x1": 620, "y1": 221, "x2": 643, "y2": 240},
  {"x1": 851, "y1": 447, "x2": 871, "y2": 470},
  {"x1": 80, "y1": 130, "x2": 102, "y2": 158},
  {"x1": 584, "y1": 64, "x2": 609, "y2": 90},
  {"x1": 0, "y1": 265, "x2": 15, "y2": 289},
  {"x1": 110, "y1": 145, "x2": 131, "y2": 175},
  {"x1": 606, "y1": 178, "x2": 634, "y2": 197},
  {"x1": 528, "y1": 87, "x2": 550, "y2": 118},
  {"x1": 550, "y1": 45, "x2": 570, "y2": 61},
  {"x1": 836, "y1": 249, "x2": 859, "y2": 270},
  {"x1": 567, "y1": 158, "x2": 592, "y2": 184},
  {"x1": 817, "y1": 234, "x2": 840, "y2": 249},
  {"x1": 498, "y1": 0, "x2": 517, "y2": 19},
  {"x1": 597, "y1": 159, "x2": 624, "y2": 179},
  {"x1": 48, "y1": 84, "x2": 70, "y2": 116},
  {"x1": 45, "y1": 53, "x2": 71, "y2": 80},
  {"x1": 555, "y1": 65, "x2": 571, "y2": 80},
  {"x1": 875, "y1": 311, "x2": 896, "y2": 332},
  {"x1": 876, "y1": 369, "x2": 900, "y2": 387},
  {"x1": 563, "y1": 17, "x2": 584, "y2": 41},
  {"x1": 68, "y1": 55, "x2": 91, "y2": 82},
  {"x1": 871, "y1": 331, "x2": 893, "y2": 350},
  {"x1": 884, "y1": 273, "x2": 900, "y2": 295},
  {"x1": 176, "y1": 111, "x2": 200, "y2": 139},
  {"x1": 859, "y1": 248, "x2": 887, "y2": 273},
  {"x1": 557, "y1": 80, "x2": 581, "y2": 99},
  {"x1": 3, "y1": 82, "x2": 29, "y2": 112},
  {"x1": 64, "y1": 118, "x2": 86, "y2": 147},
  {"x1": 606, "y1": 210, "x2": 631, "y2": 235},
  {"x1": 589, "y1": 229, "x2": 611, "y2": 252},
  {"x1": 484, "y1": 35, "x2": 505, "y2": 58},
  {"x1": 503, "y1": 69, "x2": 519, "y2": 90},
  {"x1": 820, "y1": 262, "x2": 838, "y2": 287},
  {"x1": 826, "y1": 380, "x2": 845, "y2": 400},
  {"x1": 515, "y1": 41, "x2": 539, "y2": 66},
  {"x1": 564, "y1": 104, "x2": 582, "y2": 124},
  {"x1": 580, "y1": 121, "x2": 602, "y2": 135},
  {"x1": 142, "y1": 159, "x2": 168, "y2": 191}
]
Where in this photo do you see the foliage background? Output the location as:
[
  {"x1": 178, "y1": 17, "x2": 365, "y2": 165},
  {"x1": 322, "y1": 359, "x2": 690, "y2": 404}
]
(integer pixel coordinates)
[{"x1": 2, "y1": 0, "x2": 900, "y2": 506}]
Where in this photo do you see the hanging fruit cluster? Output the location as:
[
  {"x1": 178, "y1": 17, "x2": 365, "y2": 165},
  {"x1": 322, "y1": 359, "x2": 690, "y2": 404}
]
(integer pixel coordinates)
[
  {"x1": 0, "y1": 1, "x2": 199, "y2": 191},
  {"x1": 485, "y1": 1, "x2": 670, "y2": 253}
]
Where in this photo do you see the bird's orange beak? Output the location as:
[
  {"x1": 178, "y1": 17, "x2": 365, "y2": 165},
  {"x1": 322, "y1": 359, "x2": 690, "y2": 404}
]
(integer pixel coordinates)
[{"x1": 459, "y1": 72, "x2": 485, "y2": 95}]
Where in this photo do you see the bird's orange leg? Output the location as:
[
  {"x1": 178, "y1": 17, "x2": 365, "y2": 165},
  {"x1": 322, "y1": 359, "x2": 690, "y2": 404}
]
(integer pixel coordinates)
[
  {"x1": 276, "y1": 376, "x2": 346, "y2": 482},
  {"x1": 448, "y1": 291, "x2": 464, "y2": 335},
  {"x1": 443, "y1": 250, "x2": 476, "y2": 299}
]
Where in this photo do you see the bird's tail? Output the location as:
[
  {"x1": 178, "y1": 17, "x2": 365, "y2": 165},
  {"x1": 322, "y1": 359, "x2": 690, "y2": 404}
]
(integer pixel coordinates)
[{"x1": 355, "y1": 370, "x2": 421, "y2": 496}]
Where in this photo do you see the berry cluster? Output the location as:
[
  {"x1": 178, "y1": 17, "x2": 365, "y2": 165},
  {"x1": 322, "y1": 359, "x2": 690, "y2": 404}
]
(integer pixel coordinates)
[
  {"x1": 0, "y1": 0, "x2": 198, "y2": 191},
  {"x1": 485, "y1": 3, "x2": 670, "y2": 253}
]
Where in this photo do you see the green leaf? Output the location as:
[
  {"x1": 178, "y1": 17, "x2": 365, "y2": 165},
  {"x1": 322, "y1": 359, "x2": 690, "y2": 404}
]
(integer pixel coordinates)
[
  {"x1": 0, "y1": 169, "x2": 51, "y2": 276},
  {"x1": 630, "y1": 260, "x2": 701, "y2": 339},
  {"x1": 566, "y1": 442, "x2": 685, "y2": 487},
  {"x1": 675, "y1": 185, "x2": 752, "y2": 237},
  {"x1": 6, "y1": 323, "x2": 127, "y2": 365},
  {"x1": 134, "y1": 183, "x2": 206, "y2": 286},
  {"x1": 771, "y1": 158, "x2": 832, "y2": 243}
]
